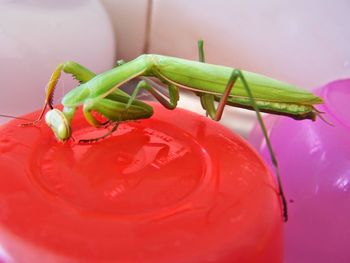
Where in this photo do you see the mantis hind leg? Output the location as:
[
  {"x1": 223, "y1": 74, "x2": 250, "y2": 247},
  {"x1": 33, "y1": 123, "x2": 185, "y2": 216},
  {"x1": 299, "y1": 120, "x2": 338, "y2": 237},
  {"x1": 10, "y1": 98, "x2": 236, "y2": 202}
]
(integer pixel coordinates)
[
  {"x1": 223, "y1": 69, "x2": 288, "y2": 221},
  {"x1": 197, "y1": 68, "x2": 288, "y2": 221},
  {"x1": 22, "y1": 62, "x2": 97, "y2": 126}
]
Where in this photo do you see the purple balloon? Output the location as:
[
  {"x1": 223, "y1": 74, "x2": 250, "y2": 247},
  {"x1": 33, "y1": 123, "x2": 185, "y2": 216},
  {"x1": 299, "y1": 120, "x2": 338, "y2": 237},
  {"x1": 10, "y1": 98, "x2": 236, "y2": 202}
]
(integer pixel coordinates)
[{"x1": 249, "y1": 79, "x2": 350, "y2": 263}]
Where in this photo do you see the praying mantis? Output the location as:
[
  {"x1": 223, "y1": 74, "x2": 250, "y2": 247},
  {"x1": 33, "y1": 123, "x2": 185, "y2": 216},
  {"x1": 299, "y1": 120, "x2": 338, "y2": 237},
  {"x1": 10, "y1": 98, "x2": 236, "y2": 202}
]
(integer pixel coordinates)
[{"x1": 1, "y1": 40, "x2": 324, "y2": 222}]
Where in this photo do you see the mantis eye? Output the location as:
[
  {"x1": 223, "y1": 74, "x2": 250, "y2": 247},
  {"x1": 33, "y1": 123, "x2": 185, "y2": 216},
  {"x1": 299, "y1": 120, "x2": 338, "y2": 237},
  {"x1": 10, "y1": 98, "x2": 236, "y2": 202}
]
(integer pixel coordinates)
[{"x1": 45, "y1": 109, "x2": 71, "y2": 141}]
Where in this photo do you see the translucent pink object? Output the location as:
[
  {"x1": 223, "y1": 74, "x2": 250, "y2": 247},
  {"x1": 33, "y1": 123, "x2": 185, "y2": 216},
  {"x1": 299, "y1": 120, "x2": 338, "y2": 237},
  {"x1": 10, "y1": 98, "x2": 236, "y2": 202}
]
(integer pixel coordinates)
[{"x1": 249, "y1": 79, "x2": 350, "y2": 263}]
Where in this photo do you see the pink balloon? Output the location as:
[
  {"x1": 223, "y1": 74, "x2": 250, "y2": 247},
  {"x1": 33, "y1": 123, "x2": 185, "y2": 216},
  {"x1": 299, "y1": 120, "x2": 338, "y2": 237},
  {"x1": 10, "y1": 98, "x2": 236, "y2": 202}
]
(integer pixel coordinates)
[{"x1": 249, "y1": 79, "x2": 350, "y2": 263}]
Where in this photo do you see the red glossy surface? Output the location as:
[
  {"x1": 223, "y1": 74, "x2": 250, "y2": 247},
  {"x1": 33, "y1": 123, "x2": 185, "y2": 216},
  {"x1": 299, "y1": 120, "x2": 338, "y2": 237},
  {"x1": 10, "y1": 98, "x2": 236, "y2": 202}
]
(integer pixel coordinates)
[{"x1": 0, "y1": 103, "x2": 282, "y2": 263}]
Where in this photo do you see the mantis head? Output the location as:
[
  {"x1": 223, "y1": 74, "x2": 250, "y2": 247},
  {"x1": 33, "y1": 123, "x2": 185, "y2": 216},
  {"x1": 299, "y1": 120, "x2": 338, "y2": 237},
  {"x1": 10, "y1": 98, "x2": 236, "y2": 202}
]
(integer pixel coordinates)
[{"x1": 45, "y1": 109, "x2": 71, "y2": 141}]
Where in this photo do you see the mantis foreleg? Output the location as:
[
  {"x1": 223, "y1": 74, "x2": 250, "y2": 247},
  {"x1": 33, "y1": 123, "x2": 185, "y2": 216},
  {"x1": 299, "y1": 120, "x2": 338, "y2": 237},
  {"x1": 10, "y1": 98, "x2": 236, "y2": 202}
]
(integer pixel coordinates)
[
  {"x1": 78, "y1": 90, "x2": 153, "y2": 141},
  {"x1": 22, "y1": 64, "x2": 64, "y2": 126},
  {"x1": 22, "y1": 62, "x2": 98, "y2": 126},
  {"x1": 82, "y1": 92, "x2": 153, "y2": 127}
]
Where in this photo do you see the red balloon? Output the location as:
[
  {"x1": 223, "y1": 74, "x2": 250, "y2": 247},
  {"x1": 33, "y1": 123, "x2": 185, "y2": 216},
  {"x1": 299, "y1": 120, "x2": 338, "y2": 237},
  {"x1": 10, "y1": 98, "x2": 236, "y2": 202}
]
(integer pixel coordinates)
[{"x1": 0, "y1": 103, "x2": 282, "y2": 263}]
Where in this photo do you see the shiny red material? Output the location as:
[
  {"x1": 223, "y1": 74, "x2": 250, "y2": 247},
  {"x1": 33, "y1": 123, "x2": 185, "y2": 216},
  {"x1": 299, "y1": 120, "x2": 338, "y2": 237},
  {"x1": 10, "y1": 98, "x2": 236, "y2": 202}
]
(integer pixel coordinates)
[{"x1": 0, "y1": 103, "x2": 282, "y2": 263}]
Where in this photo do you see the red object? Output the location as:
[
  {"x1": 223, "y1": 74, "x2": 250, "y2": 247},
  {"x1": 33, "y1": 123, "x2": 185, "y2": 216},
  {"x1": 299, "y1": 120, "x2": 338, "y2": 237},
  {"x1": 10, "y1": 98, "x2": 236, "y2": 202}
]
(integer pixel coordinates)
[{"x1": 0, "y1": 103, "x2": 282, "y2": 263}]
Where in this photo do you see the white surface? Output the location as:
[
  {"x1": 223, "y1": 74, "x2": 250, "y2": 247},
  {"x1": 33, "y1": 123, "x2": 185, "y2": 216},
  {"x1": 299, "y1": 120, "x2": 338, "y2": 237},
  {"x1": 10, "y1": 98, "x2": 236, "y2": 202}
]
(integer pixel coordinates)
[
  {"x1": 100, "y1": 0, "x2": 148, "y2": 61},
  {"x1": 0, "y1": 0, "x2": 115, "y2": 123}
]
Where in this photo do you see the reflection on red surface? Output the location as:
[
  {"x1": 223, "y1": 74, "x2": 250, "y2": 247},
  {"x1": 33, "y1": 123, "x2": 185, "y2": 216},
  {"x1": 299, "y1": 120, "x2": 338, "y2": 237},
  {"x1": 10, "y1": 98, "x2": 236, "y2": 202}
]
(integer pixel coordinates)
[{"x1": 0, "y1": 103, "x2": 282, "y2": 263}]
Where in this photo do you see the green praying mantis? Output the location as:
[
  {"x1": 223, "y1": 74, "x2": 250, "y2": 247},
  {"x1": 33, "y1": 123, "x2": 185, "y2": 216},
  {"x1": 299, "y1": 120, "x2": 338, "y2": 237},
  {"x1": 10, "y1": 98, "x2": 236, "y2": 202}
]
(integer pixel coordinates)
[{"x1": 1, "y1": 40, "x2": 324, "y2": 222}]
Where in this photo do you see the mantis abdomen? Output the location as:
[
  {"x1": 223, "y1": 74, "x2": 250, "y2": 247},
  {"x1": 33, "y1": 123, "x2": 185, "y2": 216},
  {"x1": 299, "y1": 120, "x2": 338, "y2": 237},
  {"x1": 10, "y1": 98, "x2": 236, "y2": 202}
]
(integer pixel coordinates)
[{"x1": 148, "y1": 55, "x2": 322, "y2": 120}]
